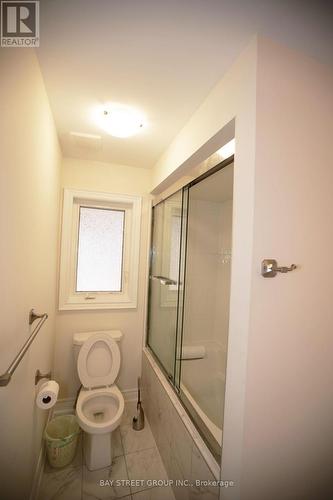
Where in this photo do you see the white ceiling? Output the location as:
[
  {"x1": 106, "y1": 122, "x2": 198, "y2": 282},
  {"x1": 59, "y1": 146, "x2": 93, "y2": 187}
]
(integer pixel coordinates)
[{"x1": 37, "y1": 0, "x2": 333, "y2": 169}]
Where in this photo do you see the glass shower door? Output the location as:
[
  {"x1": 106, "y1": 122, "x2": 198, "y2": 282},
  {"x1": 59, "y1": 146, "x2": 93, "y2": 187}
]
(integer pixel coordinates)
[
  {"x1": 147, "y1": 190, "x2": 183, "y2": 381},
  {"x1": 146, "y1": 156, "x2": 234, "y2": 461},
  {"x1": 177, "y1": 163, "x2": 234, "y2": 459}
]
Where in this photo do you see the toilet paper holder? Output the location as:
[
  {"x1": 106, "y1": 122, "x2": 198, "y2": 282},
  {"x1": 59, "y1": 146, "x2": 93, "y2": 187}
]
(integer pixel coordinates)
[{"x1": 35, "y1": 369, "x2": 52, "y2": 385}]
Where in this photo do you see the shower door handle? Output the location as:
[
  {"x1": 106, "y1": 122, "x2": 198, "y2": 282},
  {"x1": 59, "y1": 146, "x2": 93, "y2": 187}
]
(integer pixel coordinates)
[{"x1": 150, "y1": 275, "x2": 178, "y2": 286}]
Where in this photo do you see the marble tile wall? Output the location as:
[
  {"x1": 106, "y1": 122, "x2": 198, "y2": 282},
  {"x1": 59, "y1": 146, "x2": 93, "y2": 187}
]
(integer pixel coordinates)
[{"x1": 141, "y1": 351, "x2": 220, "y2": 500}]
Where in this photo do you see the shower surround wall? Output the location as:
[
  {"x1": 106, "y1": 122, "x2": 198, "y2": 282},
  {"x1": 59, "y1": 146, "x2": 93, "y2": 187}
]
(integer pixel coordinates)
[
  {"x1": 0, "y1": 49, "x2": 61, "y2": 499},
  {"x1": 141, "y1": 350, "x2": 220, "y2": 500}
]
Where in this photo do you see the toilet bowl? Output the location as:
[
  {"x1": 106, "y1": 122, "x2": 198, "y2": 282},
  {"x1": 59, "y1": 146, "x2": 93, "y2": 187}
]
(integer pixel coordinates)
[
  {"x1": 73, "y1": 331, "x2": 124, "y2": 470},
  {"x1": 76, "y1": 385, "x2": 124, "y2": 434}
]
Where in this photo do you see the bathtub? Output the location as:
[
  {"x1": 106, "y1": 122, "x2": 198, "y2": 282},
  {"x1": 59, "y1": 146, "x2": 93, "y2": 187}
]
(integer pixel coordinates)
[{"x1": 179, "y1": 341, "x2": 226, "y2": 448}]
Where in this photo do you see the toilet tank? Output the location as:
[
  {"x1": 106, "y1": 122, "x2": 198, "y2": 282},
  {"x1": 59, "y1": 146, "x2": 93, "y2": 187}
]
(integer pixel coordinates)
[{"x1": 72, "y1": 330, "x2": 123, "y2": 365}]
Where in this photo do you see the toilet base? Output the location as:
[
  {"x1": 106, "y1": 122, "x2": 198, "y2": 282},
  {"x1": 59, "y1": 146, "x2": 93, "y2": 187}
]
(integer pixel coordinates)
[{"x1": 83, "y1": 432, "x2": 113, "y2": 471}]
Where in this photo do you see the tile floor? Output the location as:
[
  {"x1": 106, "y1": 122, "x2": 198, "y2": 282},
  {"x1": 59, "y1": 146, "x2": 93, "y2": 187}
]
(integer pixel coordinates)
[{"x1": 38, "y1": 402, "x2": 175, "y2": 500}]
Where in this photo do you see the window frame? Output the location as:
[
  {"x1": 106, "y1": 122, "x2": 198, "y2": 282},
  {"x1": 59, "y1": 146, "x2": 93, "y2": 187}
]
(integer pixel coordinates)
[{"x1": 59, "y1": 189, "x2": 141, "y2": 310}]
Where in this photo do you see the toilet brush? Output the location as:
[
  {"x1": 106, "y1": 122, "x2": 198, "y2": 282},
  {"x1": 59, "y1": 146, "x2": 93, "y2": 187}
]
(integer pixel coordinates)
[{"x1": 132, "y1": 377, "x2": 145, "y2": 431}]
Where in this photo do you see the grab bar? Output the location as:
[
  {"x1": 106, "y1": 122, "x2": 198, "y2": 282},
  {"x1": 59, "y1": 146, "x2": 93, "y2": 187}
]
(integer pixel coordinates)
[
  {"x1": 150, "y1": 275, "x2": 178, "y2": 286},
  {"x1": 0, "y1": 309, "x2": 48, "y2": 387}
]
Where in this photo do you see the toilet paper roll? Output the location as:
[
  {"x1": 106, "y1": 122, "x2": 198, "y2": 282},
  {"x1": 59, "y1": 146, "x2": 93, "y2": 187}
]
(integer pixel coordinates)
[{"x1": 36, "y1": 380, "x2": 59, "y2": 410}]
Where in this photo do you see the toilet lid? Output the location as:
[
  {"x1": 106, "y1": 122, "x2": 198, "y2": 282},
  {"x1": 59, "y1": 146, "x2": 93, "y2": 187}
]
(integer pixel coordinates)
[{"x1": 77, "y1": 333, "x2": 120, "y2": 389}]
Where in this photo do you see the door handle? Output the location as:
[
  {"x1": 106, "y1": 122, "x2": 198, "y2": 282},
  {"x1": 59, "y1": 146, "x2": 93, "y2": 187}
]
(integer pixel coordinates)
[{"x1": 261, "y1": 259, "x2": 297, "y2": 278}]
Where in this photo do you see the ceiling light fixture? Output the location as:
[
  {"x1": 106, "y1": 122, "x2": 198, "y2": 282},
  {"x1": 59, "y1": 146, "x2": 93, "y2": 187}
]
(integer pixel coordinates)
[{"x1": 95, "y1": 104, "x2": 146, "y2": 138}]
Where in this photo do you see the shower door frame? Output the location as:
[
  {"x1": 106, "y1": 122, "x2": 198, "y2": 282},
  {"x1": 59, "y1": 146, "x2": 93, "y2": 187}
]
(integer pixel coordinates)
[{"x1": 146, "y1": 188, "x2": 185, "y2": 385}]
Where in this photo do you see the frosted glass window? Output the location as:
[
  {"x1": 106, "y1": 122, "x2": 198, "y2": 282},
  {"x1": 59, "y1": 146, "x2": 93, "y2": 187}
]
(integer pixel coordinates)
[{"x1": 76, "y1": 207, "x2": 125, "y2": 292}]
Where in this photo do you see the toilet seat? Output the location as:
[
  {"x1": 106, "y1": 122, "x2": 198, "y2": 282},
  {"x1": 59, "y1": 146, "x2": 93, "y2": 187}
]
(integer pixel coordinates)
[
  {"x1": 77, "y1": 333, "x2": 120, "y2": 389},
  {"x1": 76, "y1": 385, "x2": 124, "y2": 434}
]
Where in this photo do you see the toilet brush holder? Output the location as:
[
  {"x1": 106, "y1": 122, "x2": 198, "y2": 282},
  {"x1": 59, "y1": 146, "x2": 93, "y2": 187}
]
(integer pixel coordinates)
[
  {"x1": 132, "y1": 377, "x2": 145, "y2": 431},
  {"x1": 132, "y1": 402, "x2": 145, "y2": 431}
]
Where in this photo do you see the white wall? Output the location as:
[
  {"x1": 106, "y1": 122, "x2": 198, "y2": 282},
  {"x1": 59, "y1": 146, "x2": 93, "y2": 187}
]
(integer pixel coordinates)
[
  {"x1": 241, "y1": 39, "x2": 333, "y2": 500},
  {"x1": 54, "y1": 158, "x2": 152, "y2": 399},
  {"x1": 0, "y1": 49, "x2": 61, "y2": 499}
]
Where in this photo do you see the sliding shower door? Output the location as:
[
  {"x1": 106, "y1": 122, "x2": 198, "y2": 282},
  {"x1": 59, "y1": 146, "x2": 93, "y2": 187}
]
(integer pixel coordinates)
[
  {"x1": 177, "y1": 163, "x2": 233, "y2": 459},
  {"x1": 147, "y1": 190, "x2": 183, "y2": 381},
  {"x1": 147, "y1": 157, "x2": 234, "y2": 460}
]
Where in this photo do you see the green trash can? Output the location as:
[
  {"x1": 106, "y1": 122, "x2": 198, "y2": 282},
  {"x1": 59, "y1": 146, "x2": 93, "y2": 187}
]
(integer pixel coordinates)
[{"x1": 44, "y1": 415, "x2": 80, "y2": 468}]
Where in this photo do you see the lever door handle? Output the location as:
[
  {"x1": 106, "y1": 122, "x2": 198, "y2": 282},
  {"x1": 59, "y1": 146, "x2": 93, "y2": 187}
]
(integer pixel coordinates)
[
  {"x1": 276, "y1": 264, "x2": 297, "y2": 273},
  {"x1": 261, "y1": 259, "x2": 297, "y2": 278}
]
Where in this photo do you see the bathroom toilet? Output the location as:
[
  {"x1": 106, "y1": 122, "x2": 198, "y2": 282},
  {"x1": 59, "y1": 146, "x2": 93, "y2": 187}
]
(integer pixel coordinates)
[{"x1": 73, "y1": 330, "x2": 124, "y2": 471}]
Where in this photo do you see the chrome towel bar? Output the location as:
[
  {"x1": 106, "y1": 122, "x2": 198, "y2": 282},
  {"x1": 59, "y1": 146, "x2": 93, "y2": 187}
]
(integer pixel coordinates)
[{"x1": 0, "y1": 309, "x2": 48, "y2": 387}]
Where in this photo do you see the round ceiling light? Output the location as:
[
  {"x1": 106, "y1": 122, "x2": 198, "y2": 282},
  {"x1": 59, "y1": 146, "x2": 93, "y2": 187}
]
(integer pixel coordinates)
[{"x1": 97, "y1": 105, "x2": 146, "y2": 138}]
